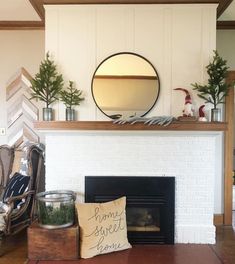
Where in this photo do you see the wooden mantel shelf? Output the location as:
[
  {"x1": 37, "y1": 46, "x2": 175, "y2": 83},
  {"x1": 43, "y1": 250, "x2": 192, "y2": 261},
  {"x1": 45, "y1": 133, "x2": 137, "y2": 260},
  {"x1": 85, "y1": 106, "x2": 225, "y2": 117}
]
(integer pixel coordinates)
[{"x1": 34, "y1": 121, "x2": 227, "y2": 131}]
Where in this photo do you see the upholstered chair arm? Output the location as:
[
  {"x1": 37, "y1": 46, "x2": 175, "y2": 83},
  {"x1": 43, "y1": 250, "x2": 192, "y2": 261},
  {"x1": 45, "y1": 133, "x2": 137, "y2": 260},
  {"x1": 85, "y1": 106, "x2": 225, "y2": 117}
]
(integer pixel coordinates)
[
  {"x1": 4, "y1": 190, "x2": 36, "y2": 221},
  {"x1": 0, "y1": 186, "x2": 6, "y2": 199},
  {"x1": 5, "y1": 190, "x2": 35, "y2": 205}
]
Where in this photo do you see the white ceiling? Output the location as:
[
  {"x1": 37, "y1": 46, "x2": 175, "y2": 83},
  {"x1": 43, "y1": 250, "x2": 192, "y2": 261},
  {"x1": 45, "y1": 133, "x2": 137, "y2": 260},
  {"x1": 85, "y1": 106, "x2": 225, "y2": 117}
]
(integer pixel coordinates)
[
  {"x1": 0, "y1": 0, "x2": 40, "y2": 21},
  {"x1": 0, "y1": 0, "x2": 234, "y2": 21}
]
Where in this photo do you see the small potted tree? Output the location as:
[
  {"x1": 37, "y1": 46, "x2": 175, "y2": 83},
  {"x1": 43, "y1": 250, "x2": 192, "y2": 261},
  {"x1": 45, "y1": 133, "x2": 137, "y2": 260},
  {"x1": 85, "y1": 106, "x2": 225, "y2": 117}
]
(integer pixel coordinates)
[
  {"x1": 192, "y1": 50, "x2": 231, "y2": 122},
  {"x1": 30, "y1": 52, "x2": 64, "y2": 121},
  {"x1": 60, "y1": 81, "x2": 85, "y2": 121}
]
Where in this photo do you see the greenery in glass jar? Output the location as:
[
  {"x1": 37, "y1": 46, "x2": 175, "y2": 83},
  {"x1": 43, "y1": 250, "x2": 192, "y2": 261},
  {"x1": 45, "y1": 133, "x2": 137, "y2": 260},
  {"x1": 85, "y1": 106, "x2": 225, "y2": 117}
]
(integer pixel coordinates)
[{"x1": 38, "y1": 201, "x2": 75, "y2": 226}]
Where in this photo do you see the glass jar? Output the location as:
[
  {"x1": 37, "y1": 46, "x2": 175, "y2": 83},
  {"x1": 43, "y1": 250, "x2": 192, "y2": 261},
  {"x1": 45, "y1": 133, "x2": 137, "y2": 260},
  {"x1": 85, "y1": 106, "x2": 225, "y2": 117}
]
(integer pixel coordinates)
[{"x1": 36, "y1": 190, "x2": 76, "y2": 229}]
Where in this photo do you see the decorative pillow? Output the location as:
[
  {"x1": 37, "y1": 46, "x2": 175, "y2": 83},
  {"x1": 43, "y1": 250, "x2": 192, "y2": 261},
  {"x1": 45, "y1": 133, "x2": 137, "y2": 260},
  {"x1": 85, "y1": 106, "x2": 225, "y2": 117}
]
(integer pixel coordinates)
[
  {"x1": 3, "y1": 172, "x2": 30, "y2": 209},
  {"x1": 76, "y1": 196, "x2": 131, "y2": 259}
]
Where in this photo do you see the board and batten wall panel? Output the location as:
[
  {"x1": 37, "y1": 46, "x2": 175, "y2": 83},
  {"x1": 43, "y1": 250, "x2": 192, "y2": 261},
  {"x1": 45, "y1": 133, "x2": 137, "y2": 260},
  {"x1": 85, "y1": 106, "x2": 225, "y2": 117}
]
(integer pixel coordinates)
[
  {"x1": 46, "y1": 6, "x2": 97, "y2": 121},
  {"x1": 44, "y1": 4, "x2": 223, "y2": 214},
  {"x1": 45, "y1": 4, "x2": 217, "y2": 120},
  {"x1": 95, "y1": 7, "x2": 135, "y2": 120},
  {"x1": 134, "y1": 6, "x2": 165, "y2": 115}
]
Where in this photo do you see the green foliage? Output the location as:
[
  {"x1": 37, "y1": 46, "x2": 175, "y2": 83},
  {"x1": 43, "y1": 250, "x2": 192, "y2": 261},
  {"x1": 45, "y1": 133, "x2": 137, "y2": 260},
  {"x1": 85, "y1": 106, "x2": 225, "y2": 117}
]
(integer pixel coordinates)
[
  {"x1": 192, "y1": 50, "x2": 230, "y2": 109},
  {"x1": 60, "y1": 81, "x2": 84, "y2": 109},
  {"x1": 38, "y1": 201, "x2": 75, "y2": 226},
  {"x1": 30, "y1": 52, "x2": 64, "y2": 108}
]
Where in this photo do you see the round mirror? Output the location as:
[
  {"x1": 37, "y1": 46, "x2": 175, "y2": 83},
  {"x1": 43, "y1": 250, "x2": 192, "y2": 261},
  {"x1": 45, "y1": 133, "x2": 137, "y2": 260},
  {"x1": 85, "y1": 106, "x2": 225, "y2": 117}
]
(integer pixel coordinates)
[{"x1": 91, "y1": 52, "x2": 160, "y2": 119}]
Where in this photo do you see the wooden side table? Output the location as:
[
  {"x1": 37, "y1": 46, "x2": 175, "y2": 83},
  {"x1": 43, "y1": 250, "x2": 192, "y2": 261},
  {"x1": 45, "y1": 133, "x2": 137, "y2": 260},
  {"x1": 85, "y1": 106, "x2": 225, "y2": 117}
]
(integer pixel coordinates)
[{"x1": 27, "y1": 222, "x2": 79, "y2": 260}]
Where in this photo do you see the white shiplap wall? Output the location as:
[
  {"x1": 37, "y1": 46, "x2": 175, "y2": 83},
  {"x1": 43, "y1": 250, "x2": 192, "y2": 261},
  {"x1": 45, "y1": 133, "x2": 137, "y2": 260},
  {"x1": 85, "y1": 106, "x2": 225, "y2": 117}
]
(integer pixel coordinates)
[{"x1": 45, "y1": 4, "x2": 217, "y2": 120}]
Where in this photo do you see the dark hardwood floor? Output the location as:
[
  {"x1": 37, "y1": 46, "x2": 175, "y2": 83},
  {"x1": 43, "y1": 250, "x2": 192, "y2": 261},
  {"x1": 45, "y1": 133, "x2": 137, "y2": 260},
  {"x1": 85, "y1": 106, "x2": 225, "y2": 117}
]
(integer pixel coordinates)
[
  {"x1": 210, "y1": 211, "x2": 235, "y2": 264},
  {"x1": 0, "y1": 213, "x2": 235, "y2": 264},
  {"x1": 0, "y1": 230, "x2": 28, "y2": 264}
]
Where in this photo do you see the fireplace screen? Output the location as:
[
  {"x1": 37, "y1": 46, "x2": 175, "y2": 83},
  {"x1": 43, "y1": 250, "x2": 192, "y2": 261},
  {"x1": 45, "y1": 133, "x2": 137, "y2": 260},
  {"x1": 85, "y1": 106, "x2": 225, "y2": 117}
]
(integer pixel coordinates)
[
  {"x1": 126, "y1": 207, "x2": 160, "y2": 232},
  {"x1": 85, "y1": 176, "x2": 175, "y2": 244}
]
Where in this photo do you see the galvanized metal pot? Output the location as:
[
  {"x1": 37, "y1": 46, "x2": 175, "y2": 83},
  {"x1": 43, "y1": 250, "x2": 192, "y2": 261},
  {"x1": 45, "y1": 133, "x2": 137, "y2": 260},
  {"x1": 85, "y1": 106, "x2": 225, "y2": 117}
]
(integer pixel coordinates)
[
  {"x1": 66, "y1": 108, "x2": 76, "y2": 121},
  {"x1": 43, "y1": 107, "x2": 53, "y2": 121},
  {"x1": 211, "y1": 108, "x2": 221, "y2": 122}
]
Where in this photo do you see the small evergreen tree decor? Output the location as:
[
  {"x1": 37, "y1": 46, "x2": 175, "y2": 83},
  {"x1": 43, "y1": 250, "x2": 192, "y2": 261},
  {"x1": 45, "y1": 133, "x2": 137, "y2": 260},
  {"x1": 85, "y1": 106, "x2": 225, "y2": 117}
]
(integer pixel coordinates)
[
  {"x1": 30, "y1": 52, "x2": 64, "y2": 120},
  {"x1": 60, "y1": 81, "x2": 85, "y2": 121},
  {"x1": 60, "y1": 81, "x2": 84, "y2": 109},
  {"x1": 192, "y1": 50, "x2": 230, "y2": 110}
]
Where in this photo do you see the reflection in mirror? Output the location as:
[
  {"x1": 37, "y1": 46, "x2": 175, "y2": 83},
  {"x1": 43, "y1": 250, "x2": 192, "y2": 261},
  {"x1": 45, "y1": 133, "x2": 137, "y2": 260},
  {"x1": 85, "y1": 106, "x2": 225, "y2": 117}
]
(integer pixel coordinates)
[{"x1": 91, "y1": 53, "x2": 160, "y2": 119}]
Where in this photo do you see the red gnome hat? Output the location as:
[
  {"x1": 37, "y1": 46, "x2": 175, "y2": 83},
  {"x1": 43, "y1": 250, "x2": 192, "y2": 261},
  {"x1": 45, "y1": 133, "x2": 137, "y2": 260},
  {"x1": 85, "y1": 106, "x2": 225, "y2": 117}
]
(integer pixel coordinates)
[
  {"x1": 199, "y1": 105, "x2": 205, "y2": 117},
  {"x1": 174, "y1": 88, "x2": 192, "y2": 104}
]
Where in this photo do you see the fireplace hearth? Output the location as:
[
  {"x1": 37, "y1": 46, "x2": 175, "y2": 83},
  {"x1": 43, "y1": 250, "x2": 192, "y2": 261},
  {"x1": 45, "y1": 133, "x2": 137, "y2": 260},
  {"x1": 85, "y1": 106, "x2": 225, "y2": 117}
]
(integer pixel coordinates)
[{"x1": 85, "y1": 176, "x2": 175, "y2": 244}]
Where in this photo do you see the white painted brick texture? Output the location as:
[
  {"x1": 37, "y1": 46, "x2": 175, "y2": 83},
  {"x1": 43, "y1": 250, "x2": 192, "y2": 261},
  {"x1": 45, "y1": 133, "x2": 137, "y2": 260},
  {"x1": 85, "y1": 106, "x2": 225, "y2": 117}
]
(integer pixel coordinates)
[{"x1": 45, "y1": 131, "x2": 217, "y2": 244}]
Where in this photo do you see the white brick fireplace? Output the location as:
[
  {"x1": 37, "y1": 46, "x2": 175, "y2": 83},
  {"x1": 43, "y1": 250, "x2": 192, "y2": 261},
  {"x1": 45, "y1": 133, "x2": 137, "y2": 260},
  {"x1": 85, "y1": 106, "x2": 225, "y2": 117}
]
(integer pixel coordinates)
[
  {"x1": 42, "y1": 3, "x2": 221, "y2": 245},
  {"x1": 44, "y1": 130, "x2": 222, "y2": 244}
]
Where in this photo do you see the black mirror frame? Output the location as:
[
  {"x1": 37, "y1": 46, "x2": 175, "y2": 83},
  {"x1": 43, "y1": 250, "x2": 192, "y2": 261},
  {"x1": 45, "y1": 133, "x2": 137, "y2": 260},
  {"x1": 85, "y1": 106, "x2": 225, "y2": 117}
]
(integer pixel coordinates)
[{"x1": 91, "y1": 52, "x2": 161, "y2": 119}]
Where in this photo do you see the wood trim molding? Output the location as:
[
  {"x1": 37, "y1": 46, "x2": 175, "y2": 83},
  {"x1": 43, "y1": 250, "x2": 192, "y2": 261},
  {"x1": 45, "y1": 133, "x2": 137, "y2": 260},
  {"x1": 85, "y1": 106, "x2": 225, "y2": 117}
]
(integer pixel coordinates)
[
  {"x1": 0, "y1": 0, "x2": 223, "y2": 30},
  {"x1": 217, "y1": 20, "x2": 235, "y2": 30},
  {"x1": 224, "y1": 71, "x2": 235, "y2": 225},
  {"x1": 34, "y1": 121, "x2": 227, "y2": 131},
  {"x1": 30, "y1": 0, "x2": 45, "y2": 20},
  {"x1": 214, "y1": 214, "x2": 224, "y2": 226},
  {"x1": 42, "y1": 0, "x2": 231, "y2": 20},
  {"x1": 43, "y1": 0, "x2": 219, "y2": 4},
  {"x1": 0, "y1": 1, "x2": 45, "y2": 30},
  {"x1": 217, "y1": 0, "x2": 233, "y2": 18},
  {"x1": 0, "y1": 21, "x2": 45, "y2": 30}
]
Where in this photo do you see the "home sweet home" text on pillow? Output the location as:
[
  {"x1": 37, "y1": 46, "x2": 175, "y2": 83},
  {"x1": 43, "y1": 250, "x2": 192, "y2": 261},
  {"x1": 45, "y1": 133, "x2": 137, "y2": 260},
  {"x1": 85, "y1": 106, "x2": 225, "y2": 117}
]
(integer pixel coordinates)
[{"x1": 76, "y1": 196, "x2": 131, "y2": 259}]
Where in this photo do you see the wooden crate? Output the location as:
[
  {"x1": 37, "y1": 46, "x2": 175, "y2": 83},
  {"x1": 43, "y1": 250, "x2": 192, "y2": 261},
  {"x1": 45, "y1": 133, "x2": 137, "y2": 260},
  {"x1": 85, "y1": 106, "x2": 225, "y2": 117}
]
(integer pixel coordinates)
[{"x1": 27, "y1": 222, "x2": 79, "y2": 260}]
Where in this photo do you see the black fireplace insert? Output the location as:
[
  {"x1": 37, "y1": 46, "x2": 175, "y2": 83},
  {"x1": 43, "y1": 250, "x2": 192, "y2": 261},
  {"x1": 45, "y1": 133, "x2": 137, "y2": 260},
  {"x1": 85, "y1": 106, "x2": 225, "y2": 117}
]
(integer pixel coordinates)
[{"x1": 85, "y1": 176, "x2": 175, "y2": 244}]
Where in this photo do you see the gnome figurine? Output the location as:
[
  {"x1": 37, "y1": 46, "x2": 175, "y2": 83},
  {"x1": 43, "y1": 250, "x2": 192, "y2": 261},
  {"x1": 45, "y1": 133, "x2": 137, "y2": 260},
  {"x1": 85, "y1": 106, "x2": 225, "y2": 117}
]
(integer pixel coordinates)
[
  {"x1": 174, "y1": 88, "x2": 194, "y2": 117},
  {"x1": 198, "y1": 105, "x2": 207, "y2": 122}
]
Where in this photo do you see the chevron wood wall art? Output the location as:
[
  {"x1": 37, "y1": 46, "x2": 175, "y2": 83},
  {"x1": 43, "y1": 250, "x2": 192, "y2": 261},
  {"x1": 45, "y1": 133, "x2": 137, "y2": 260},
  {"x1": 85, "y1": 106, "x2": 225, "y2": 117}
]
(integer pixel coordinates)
[
  {"x1": 7, "y1": 95, "x2": 38, "y2": 128},
  {"x1": 6, "y1": 68, "x2": 32, "y2": 101},
  {"x1": 8, "y1": 122, "x2": 39, "y2": 147},
  {"x1": 6, "y1": 68, "x2": 40, "y2": 147}
]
